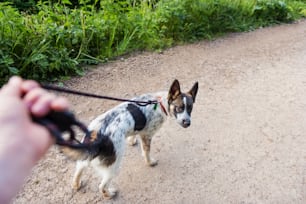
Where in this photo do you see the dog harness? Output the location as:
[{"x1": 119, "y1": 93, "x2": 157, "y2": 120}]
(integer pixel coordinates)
[
  {"x1": 127, "y1": 103, "x2": 147, "y2": 131},
  {"x1": 156, "y1": 96, "x2": 168, "y2": 116}
]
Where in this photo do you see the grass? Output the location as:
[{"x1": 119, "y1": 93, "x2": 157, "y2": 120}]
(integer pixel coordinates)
[{"x1": 0, "y1": 0, "x2": 306, "y2": 85}]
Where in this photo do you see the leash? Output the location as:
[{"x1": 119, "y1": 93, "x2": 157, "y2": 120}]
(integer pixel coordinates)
[
  {"x1": 41, "y1": 84, "x2": 158, "y2": 106},
  {"x1": 31, "y1": 84, "x2": 164, "y2": 150}
]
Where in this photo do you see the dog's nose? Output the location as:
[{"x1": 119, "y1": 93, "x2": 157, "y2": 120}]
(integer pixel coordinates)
[{"x1": 182, "y1": 119, "x2": 190, "y2": 128}]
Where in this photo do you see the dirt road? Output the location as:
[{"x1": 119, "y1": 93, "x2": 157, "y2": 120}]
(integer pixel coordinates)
[{"x1": 14, "y1": 20, "x2": 306, "y2": 204}]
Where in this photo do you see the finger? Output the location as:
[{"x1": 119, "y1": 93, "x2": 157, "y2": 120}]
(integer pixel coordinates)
[
  {"x1": 0, "y1": 76, "x2": 23, "y2": 97},
  {"x1": 23, "y1": 87, "x2": 69, "y2": 116},
  {"x1": 23, "y1": 88, "x2": 46, "y2": 109},
  {"x1": 23, "y1": 88, "x2": 57, "y2": 116},
  {"x1": 21, "y1": 80, "x2": 40, "y2": 93},
  {"x1": 51, "y1": 97, "x2": 69, "y2": 111},
  {"x1": 31, "y1": 93, "x2": 57, "y2": 117}
]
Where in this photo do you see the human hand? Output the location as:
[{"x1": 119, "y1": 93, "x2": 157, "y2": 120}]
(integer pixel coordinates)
[{"x1": 0, "y1": 76, "x2": 69, "y2": 203}]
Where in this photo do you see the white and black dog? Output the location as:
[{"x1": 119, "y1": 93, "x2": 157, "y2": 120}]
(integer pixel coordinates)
[{"x1": 63, "y1": 79, "x2": 198, "y2": 199}]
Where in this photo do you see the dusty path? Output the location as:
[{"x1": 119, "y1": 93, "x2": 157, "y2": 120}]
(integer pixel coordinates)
[{"x1": 14, "y1": 20, "x2": 306, "y2": 204}]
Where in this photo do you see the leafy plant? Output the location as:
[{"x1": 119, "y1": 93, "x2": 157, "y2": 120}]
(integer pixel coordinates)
[
  {"x1": 0, "y1": 0, "x2": 305, "y2": 85},
  {"x1": 253, "y1": 0, "x2": 294, "y2": 25}
]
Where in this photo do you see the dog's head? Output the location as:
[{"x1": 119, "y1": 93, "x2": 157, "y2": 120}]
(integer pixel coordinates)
[{"x1": 167, "y1": 79, "x2": 198, "y2": 128}]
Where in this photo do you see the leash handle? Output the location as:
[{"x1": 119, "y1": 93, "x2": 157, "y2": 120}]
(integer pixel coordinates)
[{"x1": 31, "y1": 110, "x2": 95, "y2": 149}]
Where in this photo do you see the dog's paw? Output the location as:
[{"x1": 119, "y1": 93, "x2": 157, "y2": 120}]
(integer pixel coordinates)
[
  {"x1": 72, "y1": 181, "x2": 82, "y2": 191},
  {"x1": 102, "y1": 188, "x2": 118, "y2": 200},
  {"x1": 127, "y1": 136, "x2": 137, "y2": 146},
  {"x1": 148, "y1": 159, "x2": 158, "y2": 167}
]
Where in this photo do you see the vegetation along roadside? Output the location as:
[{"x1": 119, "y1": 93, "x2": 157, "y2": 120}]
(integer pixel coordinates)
[{"x1": 1, "y1": 0, "x2": 305, "y2": 85}]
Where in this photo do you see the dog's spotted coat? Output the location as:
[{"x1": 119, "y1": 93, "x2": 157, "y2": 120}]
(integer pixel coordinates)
[{"x1": 65, "y1": 79, "x2": 198, "y2": 199}]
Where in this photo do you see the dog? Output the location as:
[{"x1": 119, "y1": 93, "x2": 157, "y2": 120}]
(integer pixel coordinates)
[{"x1": 62, "y1": 79, "x2": 198, "y2": 199}]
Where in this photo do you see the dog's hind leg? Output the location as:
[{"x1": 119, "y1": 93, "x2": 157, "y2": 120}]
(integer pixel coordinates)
[
  {"x1": 72, "y1": 160, "x2": 89, "y2": 190},
  {"x1": 99, "y1": 173, "x2": 117, "y2": 199},
  {"x1": 91, "y1": 159, "x2": 118, "y2": 199},
  {"x1": 140, "y1": 134, "x2": 158, "y2": 166}
]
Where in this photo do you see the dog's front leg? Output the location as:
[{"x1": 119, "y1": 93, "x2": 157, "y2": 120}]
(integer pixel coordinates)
[
  {"x1": 140, "y1": 134, "x2": 158, "y2": 166},
  {"x1": 127, "y1": 135, "x2": 137, "y2": 146}
]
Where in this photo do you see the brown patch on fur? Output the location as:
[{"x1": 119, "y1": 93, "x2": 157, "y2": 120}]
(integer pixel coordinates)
[
  {"x1": 101, "y1": 156, "x2": 116, "y2": 167},
  {"x1": 172, "y1": 90, "x2": 180, "y2": 99},
  {"x1": 140, "y1": 136, "x2": 151, "y2": 152},
  {"x1": 172, "y1": 95, "x2": 184, "y2": 106},
  {"x1": 168, "y1": 94, "x2": 184, "y2": 116},
  {"x1": 60, "y1": 147, "x2": 87, "y2": 161},
  {"x1": 168, "y1": 79, "x2": 181, "y2": 102},
  {"x1": 90, "y1": 130, "x2": 98, "y2": 142},
  {"x1": 102, "y1": 189, "x2": 116, "y2": 199},
  {"x1": 82, "y1": 130, "x2": 98, "y2": 144}
]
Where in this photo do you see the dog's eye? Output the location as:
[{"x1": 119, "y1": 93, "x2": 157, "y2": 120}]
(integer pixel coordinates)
[{"x1": 175, "y1": 106, "x2": 184, "y2": 113}]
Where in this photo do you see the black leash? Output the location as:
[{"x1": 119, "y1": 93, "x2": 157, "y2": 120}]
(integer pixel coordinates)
[
  {"x1": 41, "y1": 84, "x2": 158, "y2": 106},
  {"x1": 32, "y1": 110, "x2": 94, "y2": 149}
]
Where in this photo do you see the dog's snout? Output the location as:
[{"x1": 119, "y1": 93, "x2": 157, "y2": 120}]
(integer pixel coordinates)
[{"x1": 182, "y1": 119, "x2": 190, "y2": 128}]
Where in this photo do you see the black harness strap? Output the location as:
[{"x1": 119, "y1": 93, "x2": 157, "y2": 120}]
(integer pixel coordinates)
[{"x1": 126, "y1": 103, "x2": 147, "y2": 131}]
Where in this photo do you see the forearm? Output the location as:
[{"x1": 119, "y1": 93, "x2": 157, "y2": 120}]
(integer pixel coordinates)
[
  {"x1": 0, "y1": 76, "x2": 67, "y2": 203},
  {"x1": 0, "y1": 132, "x2": 40, "y2": 204}
]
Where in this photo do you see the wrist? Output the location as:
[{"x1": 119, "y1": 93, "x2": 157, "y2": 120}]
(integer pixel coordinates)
[{"x1": 0, "y1": 132, "x2": 38, "y2": 203}]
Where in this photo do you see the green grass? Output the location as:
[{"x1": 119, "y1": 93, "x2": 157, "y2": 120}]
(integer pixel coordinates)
[{"x1": 1, "y1": 0, "x2": 306, "y2": 85}]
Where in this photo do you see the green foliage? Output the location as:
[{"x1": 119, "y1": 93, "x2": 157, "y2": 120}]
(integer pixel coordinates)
[
  {"x1": 253, "y1": 0, "x2": 294, "y2": 25},
  {"x1": 155, "y1": 0, "x2": 257, "y2": 42},
  {"x1": 0, "y1": 2, "x2": 79, "y2": 84},
  {"x1": 4, "y1": 0, "x2": 37, "y2": 12},
  {"x1": 0, "y1": 0, "x2": 305, "y2": 85},
  {"x1": 5, "y1": 0, "x2": 102, "y2": 11},
  {"x1": 287, "y1": 0, "x2": 306, "y2": 17}
]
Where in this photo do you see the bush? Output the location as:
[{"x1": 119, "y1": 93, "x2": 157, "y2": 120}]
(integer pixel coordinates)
[
  {"x1": 0, "y1": 3, "x2": 79, "y2": 84},
  {"x1": 0, "y1": 0, "x2": 305, "y2": 85},
  {"x1": 253, "y1": 0, "x2": 294, "y2": 25},
  {"x1": 5, "y1": 0, "x2": 37, "y2": 12}
]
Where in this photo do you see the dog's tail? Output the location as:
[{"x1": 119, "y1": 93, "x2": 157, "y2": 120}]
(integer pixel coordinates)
[
  {"x1": 59, "y1": 131, "x2": 99, "y2": 161},
  {"x1": 60, "y1": 146, "x2": 89, "y2": 161},
  {"x1": 59, "y1": 131, "x2": 116, "y2": 163}
]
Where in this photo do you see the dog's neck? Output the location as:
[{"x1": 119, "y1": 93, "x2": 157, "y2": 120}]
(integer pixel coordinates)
[{"x1": 153, "y1": 92, "x2": 169, "y2": 116}]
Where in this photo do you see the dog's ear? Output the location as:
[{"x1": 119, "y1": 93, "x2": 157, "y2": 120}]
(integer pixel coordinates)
[
  {"x1": 188, "y1": 82, "x2": 198, "y2": 103},
  {"x1": 168, "y1": 79, "x2": 181, "y2": 102}
]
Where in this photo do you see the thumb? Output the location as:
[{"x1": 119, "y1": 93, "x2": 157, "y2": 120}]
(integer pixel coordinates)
[{"x1": 27, "y1": 124, "x2": 54, "y2": 161}]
